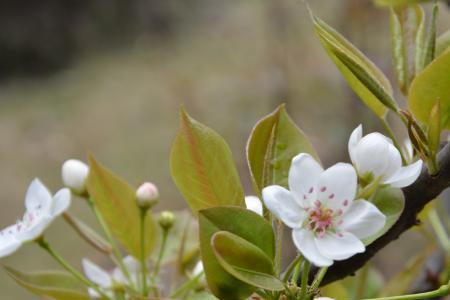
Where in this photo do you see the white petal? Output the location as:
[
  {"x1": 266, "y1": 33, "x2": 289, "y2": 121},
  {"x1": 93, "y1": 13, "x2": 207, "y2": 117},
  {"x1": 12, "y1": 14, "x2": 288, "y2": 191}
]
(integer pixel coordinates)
[
  {"x1": 339, "y1": 200, "x2": 386, "y2": 239},
  {"x1": 122, "y1": 256, "x2": 140, "y2": 273},
  {"x1": 352, "y1": 133, "x2": 392, "y2": 178},
  {"x1": 25, "y1": 179, "x2": 53, "y2": 212},
  {"x1": 289, "y1": 153, "x2": 323, "y2": 207},
  {"x1": 315, "y1": 232, "x2": 365, "y2": 261},
  {"x1": 51, "y1": 188, "x2": 71, "y2": 217},
  {"x1": 262, "y1": 186, "x2": 305, "y2": 228},
  {"x1": 192, "y1": 261, "x2": 204, "y2": 276},
  {"x1": 245, "y1": 196, "x2": 263, "y2": 216},
  {"x1": 88, "y1": 288, "x2": 101, "y2": 299},
  {"x1": 316, "y1": 163, "x2": 357, "y2": 212},
  {"x1": 348, "y1": 124, "x2": 363, "y2": 163},
  {"x1": 82, "y1": 259, "x2": 112, "y2": 287},
  {"x1": 382, "y1": 144, "x2": 402, "y2": 179},
  {"x1": 292, "y1": 229, "x2": 333, "y2": 267},
  {"x1": 383, "y1": 160, "x2": 423, "y2": 188},
  {"x1": 18, "y1": 216, "x2": 52, "y2": 242},
  {"x1": 0, "y1": 232, "x2": 22, "y2": 258}
]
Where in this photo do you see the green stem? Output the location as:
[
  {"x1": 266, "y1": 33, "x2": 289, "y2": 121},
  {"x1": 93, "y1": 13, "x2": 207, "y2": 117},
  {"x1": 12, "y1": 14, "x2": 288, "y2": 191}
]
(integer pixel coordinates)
[
  {"x1": 381, "y1": 118, "x2": 407, "y2": 164},
  {"x1": 310, "y1": 267, "x2": 328, "y2": 292},
  {"x1": 37, "y1": 238, "x2": 110, "y2": 299},
  {"x1": 139, "y1": 208, "x2": 149, "y2": 297},
  {"x1": 87, "y1": 199, "x2": 135, "y2": 290},
  {"x1": 282, "y1": 255, "x2": 303, "y2": 282},
  {"x1": 299, "y1": 260, "x2": 311, "y2": 300},
  {"x1": 151, "y1": 228, "x2": 169, "y2": 297},
  {"x1": 170, "y1": 272, "x2": 203, "y2": 298},
  {"x1": 275, "y1": 220, "x2": 284, "y2": 276},
  {"x1": 362, "y1": 284, "x2": 449, "y2": 300},
  {"x1": 429, "y1": 208, "x2": 450, "y2": 251}
]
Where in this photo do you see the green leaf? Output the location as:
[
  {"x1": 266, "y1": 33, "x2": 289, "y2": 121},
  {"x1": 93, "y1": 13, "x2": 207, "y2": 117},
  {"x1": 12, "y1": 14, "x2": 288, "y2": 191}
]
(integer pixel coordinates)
[
  {"x1": 409, "y1": 50, "x2": 450, "y2": 128},
  {"x1": 428, "y1": 100, "x2": 441, "y2": 157},
  {"x1": 436, "y1": 29, "x2": 450, "y2": 57},
  {"x1": 314, "y1": 16, "x2": 396, "y2": 117},
  {"x1": 246, "y1": 104, "x2": 318, "y2": 194},
  {"x1": 4, "y1": 267, "x2": 91, "y2": 300},
  {"x1": 390, "y1": 7, "x2": 413, "y2": 94},
  {"x1": 186, "y1": 291, "x2": 219, "y2": 300},
  {"x1": 416, "y1": 2, "x2": 438, "y2": 73},
  {"x1": 320, "y1": 281, "x2": 349, "y2": 300},
  {"x1": 211, "y1": 231, "x2": 283, "y2": 291},
  {"x1": 414, "y1": 4, "x2": 426, "y2": 74},
  {"x1": 170, "y1": 108, "x2": 245, "y2": 213},
  {"x1": 199, "y1": 206, "x2": 275, "y2": 300},
  {"x1": 87, "y1": 155, "x2": 156, "y2": 258},
  {"x1": 363, "y1": 187, "x2": 405, "y2": 245}
]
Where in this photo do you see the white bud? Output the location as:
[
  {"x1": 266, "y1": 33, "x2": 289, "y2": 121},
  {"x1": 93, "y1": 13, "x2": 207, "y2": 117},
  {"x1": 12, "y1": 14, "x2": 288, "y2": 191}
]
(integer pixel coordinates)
[
  {"x1": 136, "y1": 182, "x2": 159, "y2": 209},
  {"x1": 62, "y1": 159, "x2": 89, "y2": 194}
]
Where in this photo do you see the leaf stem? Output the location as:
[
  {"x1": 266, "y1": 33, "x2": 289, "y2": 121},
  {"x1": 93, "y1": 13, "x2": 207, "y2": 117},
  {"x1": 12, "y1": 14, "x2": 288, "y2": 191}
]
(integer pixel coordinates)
[
  {"x1": 362, "y1": 284, "x2": 449, "y2": 300},
  {"x1": 87, "y1": 198, "x2": 135, "y2": 290},
  {"x1": 275, "y1": 219, "x2": 284, "y2": 276},
  {"x1": 310, "y1": 267, "x2": 328, "y2": 291},
  {"x1": 299, "y1": 260, "x2": 311, "y2": 300},
  {"x1": 37, "y1": 238, "x2": 110, "y2": 299},
  {"x1": 139, "y1": 208, "x2": 149, "y2": 297},
  {"x1": 151, "y1": 228, "x2": 169, "y2": 297},
  {"x1": 170, "y1": 271, "x2": 203, "y2": 298},
  {"x1": 381, "y1": 118, "x2": 406, "y2": 164},
  {"x1": 282, "y1": 254, "x2": 303, "y2": 282}
]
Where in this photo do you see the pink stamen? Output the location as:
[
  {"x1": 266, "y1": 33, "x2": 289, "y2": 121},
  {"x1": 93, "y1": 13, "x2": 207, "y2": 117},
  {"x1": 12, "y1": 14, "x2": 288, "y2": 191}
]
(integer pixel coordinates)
[
  {"x1": 328, "y1": 193, "x2": 335, "y2": 199},
  {"x1": 320, "y1": 186, "x2": 326, "y2": 192},
  {"x1": 336, "y1": 209, "x2": 343, "y2": 216},
  {"x1": 343, "y1": 199, "x2": 349, "y2": 206},
  {"x1": 337, "y1": 232, "x2": 344, "y2": 238},
  {"x1": 308, "y1": 187, "x2": 314, "y2": 193},
  {"x1": 314, "y1": 200, "x2": 321, "y2": 207}
]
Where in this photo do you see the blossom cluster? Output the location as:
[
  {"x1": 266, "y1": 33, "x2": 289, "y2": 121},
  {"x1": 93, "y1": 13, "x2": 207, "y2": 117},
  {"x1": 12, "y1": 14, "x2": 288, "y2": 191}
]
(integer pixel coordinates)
[{"x1": 262, "y1": 125, "x2": 422, "y2": 267}]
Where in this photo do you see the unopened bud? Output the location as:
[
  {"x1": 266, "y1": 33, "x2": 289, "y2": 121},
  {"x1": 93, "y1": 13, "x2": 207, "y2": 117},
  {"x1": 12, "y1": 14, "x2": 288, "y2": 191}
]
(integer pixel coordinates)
[
  {"x1": 158, "y1": 211, "x2": 175, "y2": 230},
  {"x1": 136, "y1": 182, "x2": 159, "y2": 209},
  {"x1": 62, "y1": 159, "x2": 89, "y2": 195}
]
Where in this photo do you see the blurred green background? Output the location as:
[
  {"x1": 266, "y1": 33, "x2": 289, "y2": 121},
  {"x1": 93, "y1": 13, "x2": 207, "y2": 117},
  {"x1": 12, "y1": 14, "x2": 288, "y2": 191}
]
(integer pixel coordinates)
[{"x1": 1, "y1": 1, "x2": 450, "y2": 299}]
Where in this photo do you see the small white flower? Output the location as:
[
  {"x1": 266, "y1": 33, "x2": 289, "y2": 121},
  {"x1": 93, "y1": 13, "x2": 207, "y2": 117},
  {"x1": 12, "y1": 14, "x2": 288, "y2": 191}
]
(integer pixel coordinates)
[
  {"x1": 348, "y1": 125, "x2": 422, "y2": 188},
  {"x1": 136, "y1": 182, "x2": 159, "y2": 208},
  {"x1": 82, "y1": 256, "x2": 141, "y2": 299},
  {"x1": 62, "y1": 159, "x2": 89, "y2": 194},
  {"x1": 0, "y1": 179, "x2": 71, "y2": 258},
  {"x1": 262, "y1": 153, "x2": 386, "y2": 267},
  {"x1": 245, "y1": 195, "x2": 263, "y2": 216}
]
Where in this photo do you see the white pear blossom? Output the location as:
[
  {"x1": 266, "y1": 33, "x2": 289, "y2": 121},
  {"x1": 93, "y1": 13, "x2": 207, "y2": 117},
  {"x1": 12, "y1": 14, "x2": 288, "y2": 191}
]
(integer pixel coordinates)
[
  {"x1": 262, "y1": 153, "x2": 386, "y2": 267},
  {"x1": 0, "y1": 179, "x2": 71, "y2": 258},
  {"x1": 62, "y1": 159, "x2": 89, "y2": 194},
  {"x1": 348, "y1": 125, "x2": 422, "y2": 188},
  {"x1": 82, "y1": 256, "x2": 141, "y2": 299},
  {"x1": 245, "y1": 195, "x2": 263, "y2": 216}
]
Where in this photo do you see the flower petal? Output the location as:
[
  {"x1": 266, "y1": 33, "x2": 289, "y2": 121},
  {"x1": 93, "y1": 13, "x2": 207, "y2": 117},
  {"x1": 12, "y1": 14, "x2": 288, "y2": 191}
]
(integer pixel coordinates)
[
  {"x1": 288, "y1": 153, "x2": 323, "y2": 207},
  {"x1": 0, "y1": 229, "x2": 22, "y2": 258},
  {"x1": 292, "y1": 229, "x2": 333, "y2": 267},
  {"x1": 51, "y1": 188, "x2": 71, "y2": 217},
  {"x1": 382, "y1": 144, "x2": 402, "y2": 179},
  {"x1": 82, "y1": 259, "x2": 112, "y2": 287},
  {"x1": 339, "y1": 200, "x2": 386, "y2": 239},
  {"x1": 245, "y1": 196, "x2": 263, "y2": 216},
  {"x1": 352, "y1": 133, "x2": 392, "y2": 178},
  {"x1": 315, "y1": 231, "x2": 365, "y2": 261},
  {"x1": 348, "y1": 124, "x2": 363, "y2": 163},
  {"x1": 18, "y1": 216, "x2": 52, "y2": 242},
  {"x1": 316, "y1": 163, "x2": 357, "y2": 212},
  {"x1": 262, "y1": 186, "x2": 305, "y2": 228},
  {"x1": 383, "y1": 160, "x2": 423, "y2": 188},
  {"x1": 25, "y1": 179, "x2": 53, "y2": 212}
]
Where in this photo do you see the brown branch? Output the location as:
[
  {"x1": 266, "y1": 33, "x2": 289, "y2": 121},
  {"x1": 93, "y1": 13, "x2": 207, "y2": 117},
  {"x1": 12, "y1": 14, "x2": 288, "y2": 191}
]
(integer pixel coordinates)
[{"x1": 322, "y1": 142, "x2": 450, "y2": 285}]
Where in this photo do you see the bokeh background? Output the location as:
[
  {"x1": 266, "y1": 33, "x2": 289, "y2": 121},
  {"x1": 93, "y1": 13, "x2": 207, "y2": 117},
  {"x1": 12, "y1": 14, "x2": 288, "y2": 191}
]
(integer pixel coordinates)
[{"x1": 1, "y1": 1, "x2": 450, "y2": 299}]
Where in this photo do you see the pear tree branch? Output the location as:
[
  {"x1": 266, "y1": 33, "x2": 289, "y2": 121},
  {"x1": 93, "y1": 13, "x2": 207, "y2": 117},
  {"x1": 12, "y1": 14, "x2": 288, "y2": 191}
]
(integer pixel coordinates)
[{"x1": 322, "y1": 142, "x2": 450, "y2": 285}]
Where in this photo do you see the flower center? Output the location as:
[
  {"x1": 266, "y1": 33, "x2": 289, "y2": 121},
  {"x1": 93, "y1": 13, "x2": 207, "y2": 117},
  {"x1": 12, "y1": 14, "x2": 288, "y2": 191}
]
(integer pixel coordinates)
[{"x1": 305, "y1": 201, "x2": 341, "y2": 238}]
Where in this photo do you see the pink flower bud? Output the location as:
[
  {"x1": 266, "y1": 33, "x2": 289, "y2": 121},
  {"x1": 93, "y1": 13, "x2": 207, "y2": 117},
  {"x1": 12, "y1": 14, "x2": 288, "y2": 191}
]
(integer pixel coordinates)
[{"x1": 136, "y1": 182, "x2": 159, "y2": 209}]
